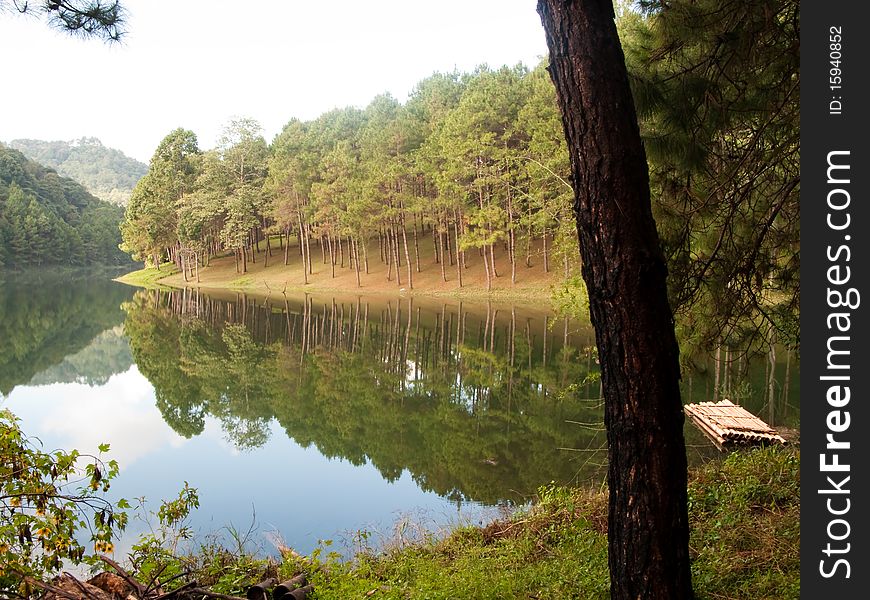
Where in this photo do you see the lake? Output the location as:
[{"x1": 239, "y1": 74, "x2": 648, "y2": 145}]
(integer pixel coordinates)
[{"x1": 0, "y1": 270, "x2": 798, "y2": 557}]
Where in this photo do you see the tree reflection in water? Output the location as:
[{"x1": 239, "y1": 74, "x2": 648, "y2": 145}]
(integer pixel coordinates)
[{"x1": 122, "y1": 288, "x2": 607, "y2": 505}]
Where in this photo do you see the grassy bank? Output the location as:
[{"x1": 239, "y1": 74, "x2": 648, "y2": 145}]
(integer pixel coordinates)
[
  {"x1": 116, "y1": 236, "x2": 575, "y2": 306},
  {"x1": 116, "y1": 262, "x2": 180, "y2": 287},
  {"x1": 142, "y1": 447, "x2": 799, "y2": 599}
]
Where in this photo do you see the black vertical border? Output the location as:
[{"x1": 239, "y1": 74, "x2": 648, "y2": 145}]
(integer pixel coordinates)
[{"x1": 801, "y1": 1, "x2": 869, "y2": 597}]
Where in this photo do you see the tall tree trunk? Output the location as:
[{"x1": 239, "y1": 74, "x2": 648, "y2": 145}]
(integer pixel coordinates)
[
  {"x1": 401, "y1": 209, "x2": 413, "y2": 290},
  {"x1": 305, "y1": 221, "x2": 313, "y2": 275},
  {"x1": 353, "y1": 237, "x2": 361, "y2": 287},
  {"x1": 413, "y1": 213, "x2": 421, "y2": 272},
  {"x1": 489, "y1": 242, "x2": 499, "y2": 278},
  {"x1": 432, "y1": 223, "x2": 440, "y2": 263},
  {"x1": 782, "y1": 346, "x2": 791, "y2": 414},
  {"x1": 482, "y1": 240, "x2": 492, "y2": 291},
  {"x1": 538, "y1": 2, "x2": 692, "y2": 599},
  {"x1": 328, "y1": 233, "x2": 335, "y2": 278},
  {"x1": 767, "y1": 334, "x2": 777, "y2": 424},
  {"x1": 508, "y1": 187, "x2": 516, "y2": 285},
  {"x1": 362, "y1": 238, "x2": 370, "y2": 274},
  {"x1": 542, "y1": 226, "x2": 550, "y2": 272},
  {"x1": 438, "y1": 220, "x2": 447, "y2": 283},
  {"x1": 386, "y1": 227, "x2": 394, "y2": 282},
  {"x1": 392, "y1": 224, "x2": 402, "y2": 286},
  {"x1": 713, "y1": 344, "x2": 722, "y2": 401},
  {"x1": 297, "y1": 211, "x2": 308, "y2": 284},
  {"x1": 526, "y1": 203, "x2": 533, "y2": 267},
  {"x1": 453, "y1": 209, "x2": 463, "y2": 288},
  {"x1": 460, "y1": 212, "x2": 468, "y2": 270},
  {"x1": 446, "y1": 219, "x2": 454, "y2": 266}
]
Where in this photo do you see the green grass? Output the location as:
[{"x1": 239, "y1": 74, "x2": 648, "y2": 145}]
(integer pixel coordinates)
[
  {"x1": 145, "y1": 447, "x2": 797, "y2": 600},
  {"x1": 116, "y1": 263, "x2": 180, "y2": 287},
  {"x1": 229, "y1": 276, "x2": 254, "y2": 289},
  {"x1": 296, "y1": 448, "x2": 799, "y2": 599},
  {"x1": 688, "y1": 447, "x2": 800, "y2": 599},
  {"x1": 300, "y1": 484, "x2": 611, "y2": 599}
]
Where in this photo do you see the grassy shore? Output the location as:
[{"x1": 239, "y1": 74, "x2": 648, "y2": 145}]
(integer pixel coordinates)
[
  {"x1": 140, "y1": 447, "x2": 799, "y2": 600},
  {"x1": 116, "y1": 236, "x2": 574, "y2": 306}
]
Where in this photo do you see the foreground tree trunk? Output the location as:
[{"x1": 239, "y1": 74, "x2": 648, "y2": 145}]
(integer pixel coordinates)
[{"x1": 537, "y1": 2, "x2": 693, "y2": 599}]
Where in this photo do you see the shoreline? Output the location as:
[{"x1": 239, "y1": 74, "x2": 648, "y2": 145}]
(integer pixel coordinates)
[{"x1": 115, "y1": 248, "x2": 572, "y2": 309}]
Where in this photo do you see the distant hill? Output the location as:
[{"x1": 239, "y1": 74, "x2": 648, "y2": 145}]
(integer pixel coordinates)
[
  {"x1": 8, "y1": 137, "x2": 147, "y2": 206},
  {"x1": 28, "y1": 325, "x2": 133, "y2": 388},
  {"x1": 0, "y1": 144, "x2": 135, "y2": 269},
  {"x1": 0, "y1": 274, "x2": 132, "y2": 396}
]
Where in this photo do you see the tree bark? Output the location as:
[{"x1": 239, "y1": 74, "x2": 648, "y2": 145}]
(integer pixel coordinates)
[
  {"x1": 537, "y1": 2, "x2": 692, "y2": 599},
  {"x1": 304, "y1": 221, "x2": 313, "y2": 275},
  {"x1": 453, "y1": 208, "x2": 463, "y2": 288},
  {"x1": 542, "y1": 226, "x2": 549, "y2": 273},
  {"x1": 338, "y1": 235, "x2": 344, "y2": 268},
  {"x1": 401, "y1": 209, "x2": 413, "y2": 290},
  {"x1": 489, "y1": 241, "x2": 498, "y2": 278},
  {"x1": 413, "y1": 212, "x2": 421, "y2": 272},
  {"x1": 508, "y1": 185, "x2": 516, "y2": 285},
  {"x1": 432, "y1": 223, "x2": 439, "y2": 263},
  {"x1": 328, "y1": 232, "x2": 335, "y2": 278},
  {"x1": 391, "y1": 224, "x2": 402, "y2": 286},
  {"x1": 296, "y1": 211, "x2": 308, "y2": 284},
  {"x1": 438, "y1": 219, "x2": 447, "y2": 283},
  {"x1": 362, "y1": 237, "x2": 370, "y2": 273},
  {"x1": 353, "y1": 237, "x2": 362, "y2": 287}
]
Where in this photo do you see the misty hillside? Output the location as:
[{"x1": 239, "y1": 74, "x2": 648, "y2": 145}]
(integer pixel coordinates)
[
  {"x1": 0, "y1": 144, "x2": 133, "y2": 269},
  {"x1": 8, "y1": 137, "x2": 147, "y2": 206}
]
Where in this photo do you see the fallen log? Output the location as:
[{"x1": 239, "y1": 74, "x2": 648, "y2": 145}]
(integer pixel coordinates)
[
  {"x1": 35, "y1": 573, "x2": 115, "y2": 600},
  {"x1": 97, "y1": 555, "x2": 147, "y2": 598},
  {"x1": 284, "y1": 585, "x2": 313, "y2": 600},
  {"x1": 87, "y1": 572, "x2": 135, "y2": 599},
  {"x1": 273, "y1": 575, "x2": 307, "y2": 600},
  {"x1": 25, "y1": 560, "x2": 311, "y2": 600},
  {"x1": 246, "y1": 578, "x2": 277, "y2": 600}
]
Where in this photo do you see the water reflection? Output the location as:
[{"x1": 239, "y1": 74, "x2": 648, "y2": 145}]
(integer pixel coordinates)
[
  {"x1": 0, "y1": 272, "x2": 133, "y2": 395},
  {"x1": 122, "y1": 288, "x2": 608, "y2": 504},
  {"x1": 680, "y1": 344, "x2": 800, "y2": 430},
  {"x1": 1, "y1": 274, "x2": 799, "y2": 555}
]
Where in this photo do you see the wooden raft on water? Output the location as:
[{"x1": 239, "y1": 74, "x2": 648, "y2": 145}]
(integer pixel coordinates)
[{"x1": 684, "y1": 399, "x2": 787, "y2": 450}]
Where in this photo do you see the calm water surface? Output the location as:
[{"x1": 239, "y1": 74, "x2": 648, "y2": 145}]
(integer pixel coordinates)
[{"x1": 0, "y1": 271, "x2": 798, "y2": 556}]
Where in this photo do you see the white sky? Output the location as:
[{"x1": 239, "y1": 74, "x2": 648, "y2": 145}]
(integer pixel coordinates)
[{"x1": 0, "y1": 0, "x2": 549, "y2": 163}]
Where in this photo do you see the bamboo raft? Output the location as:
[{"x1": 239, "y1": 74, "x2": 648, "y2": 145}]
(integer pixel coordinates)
[{"x1": 684, "y1": 399, "x2": 787, "y2": 450}]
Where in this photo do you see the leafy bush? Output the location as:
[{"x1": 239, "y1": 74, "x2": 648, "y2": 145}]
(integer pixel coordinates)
[{"x1": 0, "y1": 409, "x2": 127, "y2": 596}]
